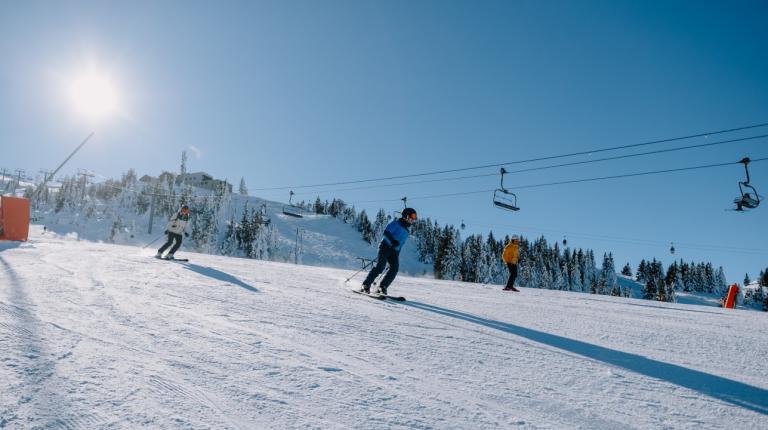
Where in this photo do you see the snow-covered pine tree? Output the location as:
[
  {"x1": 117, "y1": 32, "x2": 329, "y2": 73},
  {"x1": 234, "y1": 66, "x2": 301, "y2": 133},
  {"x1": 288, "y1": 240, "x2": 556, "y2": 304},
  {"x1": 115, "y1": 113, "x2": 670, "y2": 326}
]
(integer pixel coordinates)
[
  {"x1": 236, "y1": 204, "x2": 253, "y2": 256},
  {"x1": 434, "y1": 226, "x2": 461, "y2": 280},
  {"x1": 239, "y1": 177, "x2": 248, "y2": 196},
  {"x1": 219, "y1": 214, "x2": 237, "y2": 256},
  {"x1": 600, "y1": 253, "x2": 618, "y2": 295},
  {"x1": 180, "y1": 151, "x2": 188, "y2": 176},
  {"x1": 568, "y1": 250, "x2": 583, "y2": 292},
  {"x1": 371, "y1": 209, "x2": 388, "y2": 245},
  {"x1": 314, "y1": 197, "x2": 325, "y2": 215},
  {"x1": 356, "y1": 210, "x2": 373, "y2": 244}
]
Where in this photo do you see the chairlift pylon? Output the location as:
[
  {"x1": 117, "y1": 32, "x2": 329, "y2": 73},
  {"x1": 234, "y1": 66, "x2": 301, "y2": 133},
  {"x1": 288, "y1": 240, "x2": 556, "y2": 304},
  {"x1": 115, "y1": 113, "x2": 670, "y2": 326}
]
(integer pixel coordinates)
[
  {"x1": 493, "y1": 168, "x2": 520, "y2": 211},
  {"x1": 732, "y1": 157, "x2": 761, "y2": 211},
  {"x1": 393, "y1": 197, "x2": 409, "y2": 219},
  {"x1": 282, "y1": 190, "x2": 304, "y2": 218}
]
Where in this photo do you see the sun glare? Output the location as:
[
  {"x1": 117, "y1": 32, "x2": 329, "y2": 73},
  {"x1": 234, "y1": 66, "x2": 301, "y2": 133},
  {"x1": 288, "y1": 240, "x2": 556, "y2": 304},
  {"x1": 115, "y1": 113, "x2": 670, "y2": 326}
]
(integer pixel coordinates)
[{"x1": 68, "y1": 68, "x2": 120, "y2": 121}]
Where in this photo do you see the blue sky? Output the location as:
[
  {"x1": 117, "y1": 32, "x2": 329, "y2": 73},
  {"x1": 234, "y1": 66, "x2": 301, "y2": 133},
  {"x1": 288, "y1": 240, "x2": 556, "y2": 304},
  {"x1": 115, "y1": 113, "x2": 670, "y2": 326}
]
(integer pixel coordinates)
[{"x1": 1, "y1": 0, "x2": 767, "y2": 282}]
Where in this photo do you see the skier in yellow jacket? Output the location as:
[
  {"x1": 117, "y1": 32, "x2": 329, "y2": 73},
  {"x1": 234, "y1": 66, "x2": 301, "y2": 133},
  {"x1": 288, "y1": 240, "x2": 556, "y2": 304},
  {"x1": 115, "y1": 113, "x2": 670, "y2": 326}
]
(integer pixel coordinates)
[{"x1": 502, "y1": 236, "x2": 520, "y2": 292}]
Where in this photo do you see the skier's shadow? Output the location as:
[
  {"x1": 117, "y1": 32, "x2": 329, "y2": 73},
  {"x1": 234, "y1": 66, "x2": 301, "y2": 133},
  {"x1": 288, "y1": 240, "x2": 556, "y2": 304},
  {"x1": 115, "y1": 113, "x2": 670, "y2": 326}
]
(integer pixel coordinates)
[
  {"x1": 401, "y1": 300, "x2": 768, "y2": 415},
  {"x1": 180, "y1": 263, "x2": 258, "y2": 293}
]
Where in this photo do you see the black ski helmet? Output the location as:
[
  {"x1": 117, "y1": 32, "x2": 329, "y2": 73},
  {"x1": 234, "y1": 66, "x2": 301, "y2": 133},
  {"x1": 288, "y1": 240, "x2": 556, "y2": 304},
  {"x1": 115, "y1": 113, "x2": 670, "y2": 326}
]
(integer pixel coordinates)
[
  {"x1": 401, "y1": 207, "x2": 417, "y2": 220},
  {"x1": 181, "y1": 204, "x2": 189, "y2": 212}
]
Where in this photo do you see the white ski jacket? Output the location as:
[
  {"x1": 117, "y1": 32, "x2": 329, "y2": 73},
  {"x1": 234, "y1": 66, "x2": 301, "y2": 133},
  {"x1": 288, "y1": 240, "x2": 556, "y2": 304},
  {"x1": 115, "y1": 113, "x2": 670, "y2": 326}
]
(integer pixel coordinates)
[{"x1": 165, "y1": 212, "x2": 190, "y2": 235}]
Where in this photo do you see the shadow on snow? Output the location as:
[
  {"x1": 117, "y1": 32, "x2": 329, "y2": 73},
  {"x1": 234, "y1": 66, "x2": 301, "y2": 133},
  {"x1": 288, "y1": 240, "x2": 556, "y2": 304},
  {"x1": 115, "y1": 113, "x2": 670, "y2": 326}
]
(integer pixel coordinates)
[
  {"x1": 402, "y1": 300, "x2": 768, "y2": 415},
  {"x1": 180, "y1": 263, "x2": 259, "y2": 293}
]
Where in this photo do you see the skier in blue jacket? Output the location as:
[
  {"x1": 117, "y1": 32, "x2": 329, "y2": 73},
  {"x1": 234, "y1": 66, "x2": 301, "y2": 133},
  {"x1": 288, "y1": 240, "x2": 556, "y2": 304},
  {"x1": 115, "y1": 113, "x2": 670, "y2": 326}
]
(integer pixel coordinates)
[{"x1": 361, "y1": 207, "x2": 417, "y2": 295}]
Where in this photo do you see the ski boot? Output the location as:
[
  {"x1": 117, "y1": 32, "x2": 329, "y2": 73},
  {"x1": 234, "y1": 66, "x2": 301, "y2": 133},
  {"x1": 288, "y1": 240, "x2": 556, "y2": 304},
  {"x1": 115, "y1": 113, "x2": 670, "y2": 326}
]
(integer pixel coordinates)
[
  {"x1": 361, "y1": 284, "x2": 371, "y2": 294},
  {"x1": 164, "y1": 254, "x2": 176, "y2": 260},
  {"x1": 378, "y1": 286, "x2": 388, "y2": 296},
  {"x1": 155, "y1": 252, "x2": 163, "y2": 259}
]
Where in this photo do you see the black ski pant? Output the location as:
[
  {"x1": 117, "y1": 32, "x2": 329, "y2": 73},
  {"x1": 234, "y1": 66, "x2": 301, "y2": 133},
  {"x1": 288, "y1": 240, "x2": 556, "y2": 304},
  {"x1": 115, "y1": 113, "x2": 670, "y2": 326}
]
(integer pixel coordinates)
[
  {"x1": 506, "y1": 263, "x2": 518, "y2": 289},
  {"x1": 158, "y1": 232, "x2": 183, "y2": 255},
  {"x1": 363, "y1": 243, "x2": 400, "y2": 288}
]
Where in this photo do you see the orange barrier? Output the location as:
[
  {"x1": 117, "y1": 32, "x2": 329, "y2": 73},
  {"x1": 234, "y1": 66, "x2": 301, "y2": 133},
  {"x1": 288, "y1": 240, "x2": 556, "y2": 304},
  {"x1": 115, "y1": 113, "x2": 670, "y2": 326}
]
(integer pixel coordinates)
[
  {"x1": 0, "y1": 196, "x2": 30, "y2": 241},
  {"x1": 724, "y1": 284, "x2": 739, "y2": 309}
]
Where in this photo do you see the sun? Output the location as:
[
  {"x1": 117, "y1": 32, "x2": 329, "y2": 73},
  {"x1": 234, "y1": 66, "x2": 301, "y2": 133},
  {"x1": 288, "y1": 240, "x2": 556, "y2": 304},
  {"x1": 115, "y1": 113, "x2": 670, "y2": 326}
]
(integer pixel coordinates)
[{"x1": 68, "y1": 67, "x2": 120, "y2": 121}]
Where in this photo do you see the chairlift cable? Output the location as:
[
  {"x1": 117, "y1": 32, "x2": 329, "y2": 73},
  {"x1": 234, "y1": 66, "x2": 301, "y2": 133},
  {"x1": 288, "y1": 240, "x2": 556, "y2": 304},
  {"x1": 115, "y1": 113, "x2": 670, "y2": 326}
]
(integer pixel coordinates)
[
  {"x1": 281, "y1": 133, "x2": 768, "y2": 197},
  {"x1": 347, "y1": 157, "x2": 768, "y2": 205},
  {"x1": 249, "y1": 122, "x2": 768, "y2": 191}
]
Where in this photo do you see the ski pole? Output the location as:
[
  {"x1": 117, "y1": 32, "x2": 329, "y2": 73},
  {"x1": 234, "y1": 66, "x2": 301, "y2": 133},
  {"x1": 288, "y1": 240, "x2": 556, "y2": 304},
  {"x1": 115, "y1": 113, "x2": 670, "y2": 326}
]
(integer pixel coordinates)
[
  {"x1": 142, "y1": 233, "x2": 166, "y2": 249},
  {"x1": 345, "y1": 258, "x2": 377, "y2": 283}
]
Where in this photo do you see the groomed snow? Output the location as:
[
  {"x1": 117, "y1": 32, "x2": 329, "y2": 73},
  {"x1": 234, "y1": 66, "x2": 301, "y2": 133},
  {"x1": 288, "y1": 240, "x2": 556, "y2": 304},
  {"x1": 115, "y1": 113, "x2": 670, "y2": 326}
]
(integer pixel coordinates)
[{"x1": 1, "y1": 227, "x2": 766, "y2": 429}]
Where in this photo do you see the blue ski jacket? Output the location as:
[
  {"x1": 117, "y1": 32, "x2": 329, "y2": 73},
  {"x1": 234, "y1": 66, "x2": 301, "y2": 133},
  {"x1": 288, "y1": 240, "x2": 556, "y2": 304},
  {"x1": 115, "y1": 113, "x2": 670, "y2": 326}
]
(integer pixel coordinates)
[{"x1": 382, "y1": 219, "x2": 410, "y2": 252}]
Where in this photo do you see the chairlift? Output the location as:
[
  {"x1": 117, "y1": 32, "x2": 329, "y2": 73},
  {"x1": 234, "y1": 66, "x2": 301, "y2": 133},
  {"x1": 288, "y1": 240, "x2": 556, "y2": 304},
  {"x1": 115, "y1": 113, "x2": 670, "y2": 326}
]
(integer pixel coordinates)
[
  {"x1": 670, "y1": 242, "x2": 675, "y2": 255},
  {"x1": 493, "y1": 168, "x2": 520, "y2": 211},
  {"x1": 562, "y1": 236, "x2": 567, "y2": 247},
  {"x1": 732, "y1": 157, "x2": 761, "y2": 211},
  {"x1": 282, "y1": 190, "x2": 304, "y2": 218},
  {"x1": 461, "y1": 219, "x2": 466, "y2": 230}
]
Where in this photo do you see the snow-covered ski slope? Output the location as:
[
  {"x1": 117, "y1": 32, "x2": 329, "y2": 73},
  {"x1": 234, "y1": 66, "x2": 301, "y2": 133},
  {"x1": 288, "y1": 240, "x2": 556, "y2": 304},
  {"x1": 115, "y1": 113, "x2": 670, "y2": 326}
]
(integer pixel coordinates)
[{"x1": 1, "y1": 227, "x2": 766, "y2": 429}]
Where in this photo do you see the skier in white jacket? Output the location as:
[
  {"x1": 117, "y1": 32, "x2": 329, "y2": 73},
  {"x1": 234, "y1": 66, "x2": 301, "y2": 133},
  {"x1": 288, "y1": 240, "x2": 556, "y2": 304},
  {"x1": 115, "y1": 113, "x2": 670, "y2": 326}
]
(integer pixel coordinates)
[{"x1": 155, "y1": 205, "x2": 190, "y2": 260}]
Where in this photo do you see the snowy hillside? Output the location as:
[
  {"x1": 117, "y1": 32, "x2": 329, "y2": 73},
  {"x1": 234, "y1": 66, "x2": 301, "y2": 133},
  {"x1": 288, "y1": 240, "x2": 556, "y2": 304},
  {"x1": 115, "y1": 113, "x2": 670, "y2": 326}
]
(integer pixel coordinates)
[
  {"x1": 29, "y1": 188, "x2": 430, "y2": 276},
  {"x1": 1, "y1": 227, "x2": 766, "y2": 429}
]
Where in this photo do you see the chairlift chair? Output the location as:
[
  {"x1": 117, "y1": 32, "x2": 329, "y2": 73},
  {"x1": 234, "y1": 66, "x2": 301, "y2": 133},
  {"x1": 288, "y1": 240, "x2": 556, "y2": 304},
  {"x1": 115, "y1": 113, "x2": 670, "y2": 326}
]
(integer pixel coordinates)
[
  {"x1": 562, "y1": 236, "x2": 567, "y2": 247},
  {"x1": 670, "y1": 242, "x2": 675, "y2": 255},
  {"x1": 282, "y1": 190, "x2": 304, "y2": 218},
  {"x1": 732, "y1": 158, "x2": 761, "y2": 211},
  {"x1": 493, "y1": 168, "x2": 520, "y2": 211}
]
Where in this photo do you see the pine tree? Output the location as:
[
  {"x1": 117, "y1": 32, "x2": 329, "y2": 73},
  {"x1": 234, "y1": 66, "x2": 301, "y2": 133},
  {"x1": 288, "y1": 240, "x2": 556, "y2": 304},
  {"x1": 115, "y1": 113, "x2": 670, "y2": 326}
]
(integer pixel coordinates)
[
  {"x1": 219, "y1": 214, "x2": 237, "y2": 256},
  {"x1": 434, "y1": 226, "x2": 461, "y2": 280},
  {"x1": 621, "y1": 263, "x2": 632, "y2": 277},
  {"x1": 356, "y1": 210, "x2": 373, "y2": 244},
  {"x1": 180, "y1": 151, "x2": 188, "y2": 176},
  {"x1": 314, "y1": 197, "x2": 325, "y2": 214},
  {"x1": 636, "y1": 259, "x2": 647, "y2": 283},
  {"x1": 239, "y1": 177, "x2": 248, "y2": 195},
  {"x1": 599, "y1": 253, "x2": 618, "y2": 295},
  {"x1": 371, "y1": 209, "x2": 388, "y2": 245},
  {"x1": 744, "y1": 273, "x2": 752, "y2": 286}
]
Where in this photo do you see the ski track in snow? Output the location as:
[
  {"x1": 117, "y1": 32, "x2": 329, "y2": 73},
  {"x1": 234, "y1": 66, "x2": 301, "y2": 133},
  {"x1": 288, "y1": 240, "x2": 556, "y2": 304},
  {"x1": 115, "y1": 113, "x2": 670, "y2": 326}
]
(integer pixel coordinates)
[{"x1": 1, "y1": 227, "x2": 767, "y2": 429}]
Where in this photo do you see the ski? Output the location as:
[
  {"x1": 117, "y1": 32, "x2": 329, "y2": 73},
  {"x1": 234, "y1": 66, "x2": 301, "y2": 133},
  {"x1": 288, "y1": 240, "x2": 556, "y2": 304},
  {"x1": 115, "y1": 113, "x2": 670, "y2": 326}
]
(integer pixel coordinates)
[
  {"x1": 379, "y1": 294, "x2": 406, "y2": 301},
  {"x1": 352, "y1": 289, "x2": 386, "y2": 300},
  {"x1": 155, "y1": 257, "x2": 189, "y2": 262}
]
